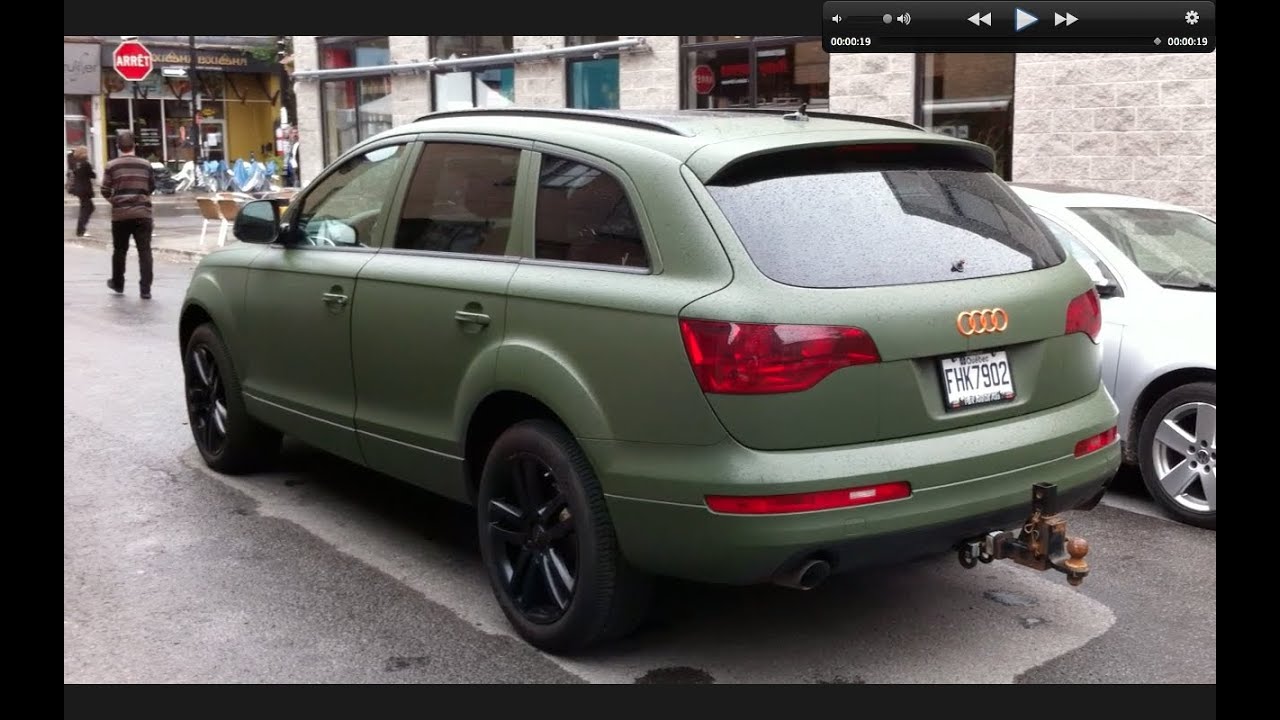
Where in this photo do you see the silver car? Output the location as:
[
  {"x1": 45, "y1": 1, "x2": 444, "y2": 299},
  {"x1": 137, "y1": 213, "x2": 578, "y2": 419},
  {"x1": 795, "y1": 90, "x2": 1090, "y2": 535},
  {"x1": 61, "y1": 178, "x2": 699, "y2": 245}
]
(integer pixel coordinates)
[{"x1": 1013, "y1": 184, "x2": 1216, "y2": 529}]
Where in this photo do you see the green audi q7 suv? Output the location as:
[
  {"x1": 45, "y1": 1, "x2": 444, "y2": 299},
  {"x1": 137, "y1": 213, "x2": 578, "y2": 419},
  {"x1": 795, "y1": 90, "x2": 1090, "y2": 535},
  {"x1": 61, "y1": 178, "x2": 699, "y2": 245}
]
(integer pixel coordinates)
[{"x1": 180, "y1": 107, "x2": 1121, "y2": 652}]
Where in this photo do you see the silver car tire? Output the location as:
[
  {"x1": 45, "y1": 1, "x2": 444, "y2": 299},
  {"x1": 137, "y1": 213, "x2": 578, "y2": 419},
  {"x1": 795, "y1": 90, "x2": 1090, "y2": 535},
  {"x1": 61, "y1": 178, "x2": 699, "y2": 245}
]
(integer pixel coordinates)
[{"x1": 1137, "y1": 381, "x2": 1216, "y2": 530}]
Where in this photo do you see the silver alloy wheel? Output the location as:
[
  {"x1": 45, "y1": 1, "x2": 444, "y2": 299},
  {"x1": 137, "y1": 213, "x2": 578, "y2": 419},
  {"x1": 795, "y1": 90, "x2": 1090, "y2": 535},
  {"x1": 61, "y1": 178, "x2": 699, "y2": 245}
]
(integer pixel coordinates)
[{"x1": 1150, "y1": 401, "x2": 1216, "y2": 513}]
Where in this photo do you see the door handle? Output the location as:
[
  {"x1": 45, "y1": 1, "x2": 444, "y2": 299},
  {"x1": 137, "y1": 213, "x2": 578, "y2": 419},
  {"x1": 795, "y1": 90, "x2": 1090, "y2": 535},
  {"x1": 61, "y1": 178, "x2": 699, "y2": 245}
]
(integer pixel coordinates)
[
  {"x1": 454, "y1": 310, "x2": 491, "y2": 326},
  {"x1": 321, "y1": 292, "x2": 349, "y2": 307}
]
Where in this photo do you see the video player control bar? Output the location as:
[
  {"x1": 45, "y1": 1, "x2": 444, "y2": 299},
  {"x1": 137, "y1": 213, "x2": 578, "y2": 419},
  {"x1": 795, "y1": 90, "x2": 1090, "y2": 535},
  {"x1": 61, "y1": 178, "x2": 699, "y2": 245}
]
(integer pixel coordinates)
[{"x1": 823, "y1": 1, "x2": 1216, "y2": 52}]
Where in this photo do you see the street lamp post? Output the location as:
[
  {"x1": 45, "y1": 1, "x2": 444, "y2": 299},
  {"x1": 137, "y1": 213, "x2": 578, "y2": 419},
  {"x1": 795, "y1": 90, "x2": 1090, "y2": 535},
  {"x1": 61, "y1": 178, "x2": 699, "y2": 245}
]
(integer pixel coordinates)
[{"x1": 189, "y1": 35, "x2": 201, "y2": 168}]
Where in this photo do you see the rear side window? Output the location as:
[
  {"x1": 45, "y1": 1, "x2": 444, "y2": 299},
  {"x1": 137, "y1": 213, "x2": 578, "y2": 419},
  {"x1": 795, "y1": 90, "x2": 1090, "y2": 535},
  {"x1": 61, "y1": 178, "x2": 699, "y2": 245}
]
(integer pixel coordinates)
[
  {"x1": 394, "y1": 142, "x2": 521, "y2": 256},
  {"x1": 705, "y1": 146, "x2": 1065, "y2": 288},
  {"x1": 534, "y1": 153, "x2": 648, "y2": 269}
]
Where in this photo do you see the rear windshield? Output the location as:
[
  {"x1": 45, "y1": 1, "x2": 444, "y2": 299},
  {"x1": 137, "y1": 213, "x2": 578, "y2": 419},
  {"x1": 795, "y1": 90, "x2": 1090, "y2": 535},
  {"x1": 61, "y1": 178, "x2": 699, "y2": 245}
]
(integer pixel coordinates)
[{"x1": 705, "y1": 147, "x2": 1066, "y2": 289}]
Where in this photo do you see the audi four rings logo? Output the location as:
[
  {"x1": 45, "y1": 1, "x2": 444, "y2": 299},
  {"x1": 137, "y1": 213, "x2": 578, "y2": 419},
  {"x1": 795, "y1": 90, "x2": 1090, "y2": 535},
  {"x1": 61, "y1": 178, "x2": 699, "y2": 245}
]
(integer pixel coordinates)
[{"x1": 956, "y1": 308, "x2": 1010, "y2": 336}]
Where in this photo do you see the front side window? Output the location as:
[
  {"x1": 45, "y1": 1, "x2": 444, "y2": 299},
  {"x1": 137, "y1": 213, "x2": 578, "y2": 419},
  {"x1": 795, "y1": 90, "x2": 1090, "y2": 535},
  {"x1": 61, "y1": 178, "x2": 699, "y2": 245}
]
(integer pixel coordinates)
[
  {"x1": 318, "y1": 37, "x2": 393, "y2": 164},
  {"x1": 1036, "y1": 212, "x2": 1119, "y2": 287},
  {"x1": 534, "y1": 154, "x2": 648, "y2": 269},
  {"x1": 566, "y1": 36, "x2": 620, "y2": 109},
  {"x1": 293, "y1": 143, "x2": 408, "y2": 248},
  {"x1": 393, "y1": 143, "x2": 522, "y2": 256},
  {"x1": 1072, "y1": 207, "x2": 1217, "y2": 291}
]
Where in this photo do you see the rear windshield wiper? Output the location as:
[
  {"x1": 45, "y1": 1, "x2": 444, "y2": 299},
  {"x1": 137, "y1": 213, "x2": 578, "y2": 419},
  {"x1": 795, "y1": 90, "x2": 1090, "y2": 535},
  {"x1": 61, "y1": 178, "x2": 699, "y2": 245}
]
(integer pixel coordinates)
[{"x1": 1161, "y1": 281, "x2": 1216, "y2": 292}]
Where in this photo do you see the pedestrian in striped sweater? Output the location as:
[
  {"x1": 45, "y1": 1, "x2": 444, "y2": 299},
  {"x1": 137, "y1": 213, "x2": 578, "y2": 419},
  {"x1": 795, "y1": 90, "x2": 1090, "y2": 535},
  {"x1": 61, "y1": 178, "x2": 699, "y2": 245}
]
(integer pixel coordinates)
[{"x1": 100, "y1": 131, "x2": 155, "y2": 299}]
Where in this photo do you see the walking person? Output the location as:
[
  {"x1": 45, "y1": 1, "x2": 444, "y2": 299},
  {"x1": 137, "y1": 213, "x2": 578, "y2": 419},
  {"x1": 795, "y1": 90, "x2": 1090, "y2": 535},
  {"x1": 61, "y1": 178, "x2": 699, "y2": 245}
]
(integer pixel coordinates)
[
  {"x1": 100, "y1": 131, "x2": 156, "y2": 300},
  {"x1": 69, "y1": 146, "x2": 97, "y2": 237}
]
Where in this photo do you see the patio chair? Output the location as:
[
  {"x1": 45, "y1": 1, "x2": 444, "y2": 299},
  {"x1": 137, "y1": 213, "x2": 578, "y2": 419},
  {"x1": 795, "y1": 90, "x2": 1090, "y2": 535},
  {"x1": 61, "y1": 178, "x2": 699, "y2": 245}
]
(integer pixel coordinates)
[
  {"x1": 216, "y1": 198, "x2": 244, "y2": 245},
  {"x1": 195, "y1": 196, "x2": 227, "y2": 247}
]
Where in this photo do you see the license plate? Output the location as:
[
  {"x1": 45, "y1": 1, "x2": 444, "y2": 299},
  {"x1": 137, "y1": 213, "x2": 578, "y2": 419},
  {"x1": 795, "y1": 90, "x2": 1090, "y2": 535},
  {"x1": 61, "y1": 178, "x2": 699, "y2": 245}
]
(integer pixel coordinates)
[{"x1": 939, "y1": 351, "x2": 1016, "y2": 411}]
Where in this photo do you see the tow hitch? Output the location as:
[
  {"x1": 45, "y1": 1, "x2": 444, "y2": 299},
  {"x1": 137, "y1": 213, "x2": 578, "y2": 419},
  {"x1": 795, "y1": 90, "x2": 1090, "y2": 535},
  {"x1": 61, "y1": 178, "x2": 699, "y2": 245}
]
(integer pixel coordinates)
[{"x1": 957, "y1": 482, "x2": 1091, "y2": 587}]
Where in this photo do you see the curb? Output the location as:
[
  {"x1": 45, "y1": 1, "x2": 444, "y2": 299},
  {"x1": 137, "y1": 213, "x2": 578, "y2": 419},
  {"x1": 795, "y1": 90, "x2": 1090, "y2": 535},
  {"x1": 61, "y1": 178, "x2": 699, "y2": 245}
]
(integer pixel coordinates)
[{"x1": 66, "y1": 236, "x2": 207, "y2": 263}]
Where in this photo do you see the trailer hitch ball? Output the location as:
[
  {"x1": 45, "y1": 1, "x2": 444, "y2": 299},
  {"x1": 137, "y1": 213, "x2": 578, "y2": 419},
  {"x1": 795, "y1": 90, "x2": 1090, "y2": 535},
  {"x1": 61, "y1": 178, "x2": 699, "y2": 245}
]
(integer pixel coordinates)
[{"x1": 1064, "y1": 536, "x2": 1089, "y2": 587}]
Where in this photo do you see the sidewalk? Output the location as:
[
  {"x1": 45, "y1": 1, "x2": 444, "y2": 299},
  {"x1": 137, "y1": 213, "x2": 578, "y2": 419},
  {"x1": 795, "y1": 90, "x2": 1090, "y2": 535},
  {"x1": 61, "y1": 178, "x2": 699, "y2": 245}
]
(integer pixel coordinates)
[{"x1": 65, "y1": 216, "x2": 231, "y2": 263}]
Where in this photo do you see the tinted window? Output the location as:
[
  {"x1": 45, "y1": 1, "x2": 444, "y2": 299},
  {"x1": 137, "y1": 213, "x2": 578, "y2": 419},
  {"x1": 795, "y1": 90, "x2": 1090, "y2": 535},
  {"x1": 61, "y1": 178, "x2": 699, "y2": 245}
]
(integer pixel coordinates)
[
  {"x1": 534, "y1": 154, "x2": 648, "y2": 268},
  {"x1": 705, "y1": 148, "x2": 1065, "y2": 288},
  {"x1": 394, "y1": 143, "x2": 521, "y2": 256},
  {"x1": 294, "y1": 143, "x2": 407, "y2": 248}
]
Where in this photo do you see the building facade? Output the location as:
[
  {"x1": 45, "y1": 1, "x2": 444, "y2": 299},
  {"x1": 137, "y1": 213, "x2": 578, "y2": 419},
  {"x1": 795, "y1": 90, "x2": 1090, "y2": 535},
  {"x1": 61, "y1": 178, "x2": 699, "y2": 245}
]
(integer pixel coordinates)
[
  {"x1": 288, "y1": 36, "x2": 1215, "y2": 216},
  {"x1": 63, "y1": 36, "x2": 286, "y2": 176}
]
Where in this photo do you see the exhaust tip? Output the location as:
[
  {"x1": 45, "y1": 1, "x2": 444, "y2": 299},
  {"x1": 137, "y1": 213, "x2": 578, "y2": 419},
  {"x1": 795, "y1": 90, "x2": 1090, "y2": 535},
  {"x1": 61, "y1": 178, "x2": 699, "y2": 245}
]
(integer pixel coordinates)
[{"x1": 773, "y1": 558, "x2": 832, "y2": 591}]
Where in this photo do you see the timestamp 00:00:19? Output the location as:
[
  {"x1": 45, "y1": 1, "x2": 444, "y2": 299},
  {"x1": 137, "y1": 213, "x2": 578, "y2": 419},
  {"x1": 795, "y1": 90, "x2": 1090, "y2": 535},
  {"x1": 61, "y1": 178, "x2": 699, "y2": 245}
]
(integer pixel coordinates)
[
  {"x1": 1165, "y1": 37, "x2": 1210, "y2": 46},
  {"x1": 828, "y1": 37, "x2": 874, "y2": 47}
]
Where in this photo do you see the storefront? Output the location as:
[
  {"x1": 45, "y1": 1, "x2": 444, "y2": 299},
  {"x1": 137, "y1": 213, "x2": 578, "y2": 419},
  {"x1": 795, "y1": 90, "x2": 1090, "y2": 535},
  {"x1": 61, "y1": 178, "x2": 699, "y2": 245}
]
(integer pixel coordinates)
[
  {"x1": 64, "y1": 41, "x2": 102, "y2": 178},
  {"x1": 97, "y1": 41, "x2": 282, "y2": 169},
  {"x1": 289, "y1": 36, "x2": 1216, "y2": 216},
  {"x1": 680, "y1": 36, "x2": 830, "y2": 111}
]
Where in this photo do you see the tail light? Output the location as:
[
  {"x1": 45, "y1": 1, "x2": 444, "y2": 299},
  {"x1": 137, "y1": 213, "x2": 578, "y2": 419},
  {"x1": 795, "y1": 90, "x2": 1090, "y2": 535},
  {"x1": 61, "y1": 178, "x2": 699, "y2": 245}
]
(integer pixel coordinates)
[
  {"x1": 1065, "y1": 289, "x2": 1102, "y2": 342},
  {"x1": 679, "y1": 319, "x2": 880, "y2": 395},
  {"x1": 1074, "y1": 426, "x2": 1118, "y2": 457},
  {"x1": 706, "y1": 481, "x2": 912, "y2": 515}
]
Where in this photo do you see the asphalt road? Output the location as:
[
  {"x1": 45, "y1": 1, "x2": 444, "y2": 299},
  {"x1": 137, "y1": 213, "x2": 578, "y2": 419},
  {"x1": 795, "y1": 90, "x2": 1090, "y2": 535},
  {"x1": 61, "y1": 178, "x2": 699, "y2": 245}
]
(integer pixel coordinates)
[{"x1": 63, "y1": 244, "x2": 1216, "y2": 684}]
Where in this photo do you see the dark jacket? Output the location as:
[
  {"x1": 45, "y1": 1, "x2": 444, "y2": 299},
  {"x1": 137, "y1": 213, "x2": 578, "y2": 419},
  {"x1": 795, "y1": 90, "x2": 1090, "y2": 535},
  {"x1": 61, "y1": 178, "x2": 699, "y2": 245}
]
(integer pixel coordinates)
[{"x1": 71, "y1": 160, "x2": 96, "y2": 199}]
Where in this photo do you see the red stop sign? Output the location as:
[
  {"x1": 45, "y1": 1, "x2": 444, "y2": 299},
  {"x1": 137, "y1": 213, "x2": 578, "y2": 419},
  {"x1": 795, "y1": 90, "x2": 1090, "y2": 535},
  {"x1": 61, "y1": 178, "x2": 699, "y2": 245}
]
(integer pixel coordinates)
[
  {"x1": 113, "y1": 41, "x2": 154, "y2": 82},
  {"x1": 693, "y1": 65, "x2": 716, "y2": 95}
]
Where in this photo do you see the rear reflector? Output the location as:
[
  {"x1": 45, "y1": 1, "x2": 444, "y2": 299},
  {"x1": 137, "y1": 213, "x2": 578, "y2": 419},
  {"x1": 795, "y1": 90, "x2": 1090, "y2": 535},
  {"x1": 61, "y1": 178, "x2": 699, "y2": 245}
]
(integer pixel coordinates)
[
  {"x1": 1074, "y1": 426, "x2": 1118, "y2": 457},
  {"x1": 679, "y1": 319, "x2": 880, "y2": 395},
  {"x1": 1065, "y1": 289, "x2": 1102, "y2": 343},
  {"x1": 706, "y1": 481, "x2": 912, "y2": 515}
]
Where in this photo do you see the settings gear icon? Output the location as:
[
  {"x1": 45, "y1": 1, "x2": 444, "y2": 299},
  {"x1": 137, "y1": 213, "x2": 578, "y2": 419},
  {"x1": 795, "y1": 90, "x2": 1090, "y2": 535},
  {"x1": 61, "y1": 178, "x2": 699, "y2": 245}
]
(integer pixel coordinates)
[{"x1": 1185, "y1": 10, "x2": 1200, "y2": 24}]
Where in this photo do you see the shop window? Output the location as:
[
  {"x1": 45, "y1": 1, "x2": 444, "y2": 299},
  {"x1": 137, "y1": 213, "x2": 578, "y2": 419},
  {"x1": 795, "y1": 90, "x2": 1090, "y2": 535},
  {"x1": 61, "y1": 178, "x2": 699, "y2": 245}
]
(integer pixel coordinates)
[
  {"x1": 393, "y1": 142, "x2": 521, "y2": 256},
  {"x1": 318, "y1": 37, "x2": 393, "y2": 165},
  {"x1": 430, "y1": 36, "x2": 515, "y2": 111},
  {"x1": 681, "y1": 37, "x2": 828, "y2": 111},
  {"x1": 534, "y1": 153, "x2": 647, "y2": 269},
  {"x1": 916, "y1": 53, "x2": 1015, "y2": 180},
  {"x1": 566, "y1": 36, "x2": 620, "y2": 109}
]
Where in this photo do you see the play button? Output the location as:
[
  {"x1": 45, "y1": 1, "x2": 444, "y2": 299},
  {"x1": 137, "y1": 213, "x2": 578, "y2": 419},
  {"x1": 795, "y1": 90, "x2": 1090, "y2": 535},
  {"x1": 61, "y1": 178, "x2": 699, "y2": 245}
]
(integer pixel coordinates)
[{"x1": 1015, "y1": 7, "x2": 1039, "y2": 31}]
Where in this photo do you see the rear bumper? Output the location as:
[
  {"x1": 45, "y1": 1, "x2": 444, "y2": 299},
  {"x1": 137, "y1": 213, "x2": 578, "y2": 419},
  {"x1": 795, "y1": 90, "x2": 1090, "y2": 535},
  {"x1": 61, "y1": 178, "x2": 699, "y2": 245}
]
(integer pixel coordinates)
[{"x1": 582, "y1": 385, "x2": 1120, "y2": 585}]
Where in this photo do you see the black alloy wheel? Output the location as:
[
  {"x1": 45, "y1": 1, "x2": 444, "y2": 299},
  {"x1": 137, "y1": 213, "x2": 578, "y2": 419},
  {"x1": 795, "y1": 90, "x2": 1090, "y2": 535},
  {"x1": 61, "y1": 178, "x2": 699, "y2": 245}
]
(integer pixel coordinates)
[{"x1": 486, "y1": 452, "x2": 579, "y2": 624}]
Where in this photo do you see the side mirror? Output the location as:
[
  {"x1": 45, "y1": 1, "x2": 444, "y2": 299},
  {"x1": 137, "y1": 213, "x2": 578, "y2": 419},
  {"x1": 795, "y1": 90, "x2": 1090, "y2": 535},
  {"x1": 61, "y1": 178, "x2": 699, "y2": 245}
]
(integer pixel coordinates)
[
  {"x1": 233, "y1": 200, "x2": 280, "y2": 244},
  {"x1": 1095, "y1": 278, "x2": 1120, "y2": 299}
]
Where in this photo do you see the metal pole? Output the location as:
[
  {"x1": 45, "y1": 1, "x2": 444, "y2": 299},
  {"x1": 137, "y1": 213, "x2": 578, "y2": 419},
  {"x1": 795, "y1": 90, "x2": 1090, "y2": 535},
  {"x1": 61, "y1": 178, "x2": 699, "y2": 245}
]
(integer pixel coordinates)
[{"x1": 189, "y1": 35, "x2": 201, "y2": 169}]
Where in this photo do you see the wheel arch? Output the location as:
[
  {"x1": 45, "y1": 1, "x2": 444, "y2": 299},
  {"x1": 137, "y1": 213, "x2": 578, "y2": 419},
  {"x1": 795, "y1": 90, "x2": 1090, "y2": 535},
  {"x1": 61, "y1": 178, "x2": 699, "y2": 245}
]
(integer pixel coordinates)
[
  {"x1": 460, "y1": 389, "x2": 586, "y2": 504},
  {"x1": 1124, "y1": 366, "x2": 1216, "y2": 464},
  {"x1": 179, "y1": 270, "x2": 246, "y2": 373}
]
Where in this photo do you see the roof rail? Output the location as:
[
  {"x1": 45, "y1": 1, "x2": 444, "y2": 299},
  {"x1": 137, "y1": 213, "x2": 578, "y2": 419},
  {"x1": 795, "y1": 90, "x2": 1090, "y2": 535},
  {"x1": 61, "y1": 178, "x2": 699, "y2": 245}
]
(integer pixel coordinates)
[
  {"x1": 704, "y1": 107, "x2": 924, "y2": 131},
  {"x1": 411, "y1": 107, "x2": 695, "y2": 137}
]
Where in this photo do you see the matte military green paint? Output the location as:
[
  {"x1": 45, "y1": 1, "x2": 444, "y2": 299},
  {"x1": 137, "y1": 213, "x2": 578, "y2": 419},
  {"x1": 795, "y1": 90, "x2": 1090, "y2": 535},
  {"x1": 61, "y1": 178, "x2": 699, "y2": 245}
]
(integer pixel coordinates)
[{"x1": 181, "y1": 110, "x2": 1119, "y2": 586}]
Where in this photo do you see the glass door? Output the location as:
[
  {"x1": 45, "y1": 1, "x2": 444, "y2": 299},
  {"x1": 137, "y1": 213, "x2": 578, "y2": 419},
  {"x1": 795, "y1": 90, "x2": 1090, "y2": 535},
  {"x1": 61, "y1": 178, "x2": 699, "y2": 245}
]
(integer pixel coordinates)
[{"x1": 199, "y1": 119, "x2": 226, "y2": 163}]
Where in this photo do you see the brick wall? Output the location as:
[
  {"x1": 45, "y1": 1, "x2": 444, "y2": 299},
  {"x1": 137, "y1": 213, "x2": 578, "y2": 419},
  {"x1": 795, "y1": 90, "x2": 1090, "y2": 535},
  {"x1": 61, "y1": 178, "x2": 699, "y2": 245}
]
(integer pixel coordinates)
[
  {"x1": 513, "y1": 36, "x2": 566, "y2": 108},
  {"x1": 827, "y1": 54, "x2": 915, "y2": 124},
  {"x1": 1013, "y1": 52, "x2": 1216, "y2": 217},
  {"x1": 619, "y1": 36, "x2": 679, "y2": 110}
]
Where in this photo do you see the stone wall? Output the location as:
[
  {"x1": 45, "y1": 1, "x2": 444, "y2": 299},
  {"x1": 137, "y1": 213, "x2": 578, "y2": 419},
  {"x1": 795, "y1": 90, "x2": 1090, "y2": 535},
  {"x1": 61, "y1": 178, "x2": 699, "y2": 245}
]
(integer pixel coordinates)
[{"x1": 1012, "y1": 52, "x2": 1216, "y2": 217}]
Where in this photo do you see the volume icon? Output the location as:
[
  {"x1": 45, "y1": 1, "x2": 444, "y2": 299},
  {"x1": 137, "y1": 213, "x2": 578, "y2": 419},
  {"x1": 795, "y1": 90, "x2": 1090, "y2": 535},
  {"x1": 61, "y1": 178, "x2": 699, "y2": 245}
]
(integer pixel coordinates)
[
  {"x1": 832, "y1": 14, "x2": 842, "y2": 22},
  {"x1": 897, "y1": 12, "x2": 912, "y2": 25}
]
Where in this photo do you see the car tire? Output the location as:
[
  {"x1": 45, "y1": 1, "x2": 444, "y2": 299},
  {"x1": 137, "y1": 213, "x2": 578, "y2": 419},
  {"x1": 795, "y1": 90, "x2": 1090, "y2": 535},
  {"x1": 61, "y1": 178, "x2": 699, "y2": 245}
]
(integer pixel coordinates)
[
  {"x1": 477, "y1": 419, "x2": 653, "y2": 653},
  {"x1": 1137, "y1": 381, "x2": 1216, "y2": 530},
  {"x1": 183, "y1": 323, "x2": 281, "y2": 475}
]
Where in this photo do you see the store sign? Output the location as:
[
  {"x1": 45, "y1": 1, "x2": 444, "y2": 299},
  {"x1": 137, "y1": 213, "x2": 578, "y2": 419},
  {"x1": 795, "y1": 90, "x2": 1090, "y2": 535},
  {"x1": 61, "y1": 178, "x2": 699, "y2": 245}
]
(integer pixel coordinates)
[
  {"x1": 100, "y1": 43, "x2": 277, "y2": 74},
  {"x1": 693, "y1": 64, "x2": 716, "y2": 95},
  {"x1": 64, "y1": 42, "x2": 102, "y2": 95}
]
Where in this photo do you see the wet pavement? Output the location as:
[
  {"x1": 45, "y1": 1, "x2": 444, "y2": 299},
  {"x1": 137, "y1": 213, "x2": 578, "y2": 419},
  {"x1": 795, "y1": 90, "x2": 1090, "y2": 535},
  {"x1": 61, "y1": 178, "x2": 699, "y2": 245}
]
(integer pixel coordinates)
[{"x1": 63, "y1": 244, "x2": 1216, "y2": 683}]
